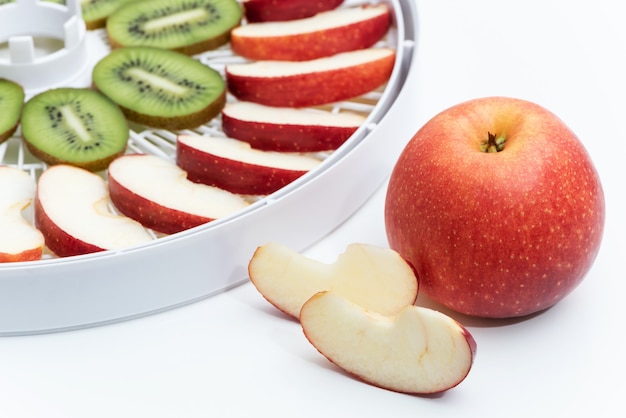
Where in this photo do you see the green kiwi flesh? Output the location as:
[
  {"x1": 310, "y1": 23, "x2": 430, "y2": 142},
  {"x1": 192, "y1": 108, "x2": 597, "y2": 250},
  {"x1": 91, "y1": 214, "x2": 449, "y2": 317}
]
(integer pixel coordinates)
[
  {"x1": 106, "y1": 0, "x2": 242, "y2": 55},
  {"x1": 21, "y1": 88, "x2": 129, "y2": 172},
  {"x1": 92, "y1": 46, "x2": 226, "y2": 130},
  {"x1": 81, "y1": 0, "x2": 139, "y2": 30},
  {"x1": 0, "y1": 79, "x2": 24, "y2": 144}
]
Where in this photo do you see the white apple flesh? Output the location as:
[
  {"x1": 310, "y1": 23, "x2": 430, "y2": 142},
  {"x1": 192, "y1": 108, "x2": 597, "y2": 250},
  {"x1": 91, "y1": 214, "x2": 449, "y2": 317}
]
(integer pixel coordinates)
[
  {"x1": 176, "y1": 134, "x2": 321, "y2": 195},
  {"x1": 231, "y1": 4, "x2": 391, "y2": 61},
  {"x1": 0, "y1": 166, "x2": 44, "y2": 262},
  {"x1": 34, "y1": 164, "x2": 153, "y2": 257},
  {"x1": 225, "y1": 47, "x2": 396, "y2": 108},
  {"x1": 385, "y1": 96, "x2": 605, "y2": 318},
  {"x1": 300, "y1": 291, "x2": 477, "y2": 395},
  {"x1": 108, "y1": 154, "x2": 250, "y2": 234},
  {"x1": 221, "y1": 101, "x2": 366, "y2": 152},
  {"x1": 248, "y1": 242, "x2": 419, "y2": 318}
]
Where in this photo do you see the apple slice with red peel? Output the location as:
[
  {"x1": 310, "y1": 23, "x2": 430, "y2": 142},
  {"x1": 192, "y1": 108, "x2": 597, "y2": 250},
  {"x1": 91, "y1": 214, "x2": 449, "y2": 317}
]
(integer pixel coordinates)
[
  {"x1": 108, "y1": 154, "x2": 250, "y2": 234},
  {"x1": 300, "y1": 291, "x2": 477, "y2": 395},
  {"x1": 221, "y1": 101, "x2": 366, "y2": 152},
  {"x1": 35, "y1": 165, "x2": 153, "y2": 258},
  {"x1": 225, "y1": 47, "x2": 396, "y2": 108},
  {"x1": 176, "y1": 134, "x2": 321, "y2": 195},
  {"x1": 0, "y1": 167, "x2": 44, "y2": 262},
  {"x1": 248, "y1": 242, "x2": 418, "y2": 319},
  {"x1": 231, "y1": 4, "x2": 391, "y2": 61},
  {"x1": 241, "y1": 0, "x2": 343, "y2": 22}
]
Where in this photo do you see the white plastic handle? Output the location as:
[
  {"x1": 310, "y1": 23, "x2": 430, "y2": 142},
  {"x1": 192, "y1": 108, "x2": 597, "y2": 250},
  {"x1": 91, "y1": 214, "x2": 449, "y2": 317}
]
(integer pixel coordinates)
[{"x1": 0, "y1": 0, "x2": 88, "y2": 96}]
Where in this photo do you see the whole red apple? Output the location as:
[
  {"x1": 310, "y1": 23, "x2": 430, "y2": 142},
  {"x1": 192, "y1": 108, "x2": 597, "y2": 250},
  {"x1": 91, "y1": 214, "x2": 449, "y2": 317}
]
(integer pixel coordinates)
[{"x1": 384, "y1": 97, "x2": 605, "y2": 318}]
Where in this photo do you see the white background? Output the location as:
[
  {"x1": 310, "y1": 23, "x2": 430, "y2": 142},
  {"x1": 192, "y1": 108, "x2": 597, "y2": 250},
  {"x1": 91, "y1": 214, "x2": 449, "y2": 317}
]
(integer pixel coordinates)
[{"x1": 1, "y1": 0, "x2": 625, "y2": 417}]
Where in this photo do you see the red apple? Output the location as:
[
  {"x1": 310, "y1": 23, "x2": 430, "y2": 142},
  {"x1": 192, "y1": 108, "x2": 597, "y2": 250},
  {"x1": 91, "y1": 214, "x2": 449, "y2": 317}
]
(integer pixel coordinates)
[
  {"x1": 108, "y1": 154, "x2": 250, "y2": 234},
  {"x1": 300, "y1": 291, "x2": 477, "y2": 394},
  {"x1": 384, "y1": 96, "x2": 605, "y2": 318},
  {"x1": 176, "y1": 134, "x2": 320, "y2": 195},
  {"x1": 0, "y1": 166, "x2": 44, "y2": 262},
  {"x1": 231, "y1": 4, "x2": 391, "y2": 61},
  {"x1": 241, "y1": 0, "x2": 344, "y2": 22},
  {"x1": 225, "y1": 47, "x2": 396, "y2": 108},
  {"x1": 35, "y1": 164, "x2": 153, "y2": 257},
  {"x1": 221, "y1": 101, "x2": 366, "y2": 152}
]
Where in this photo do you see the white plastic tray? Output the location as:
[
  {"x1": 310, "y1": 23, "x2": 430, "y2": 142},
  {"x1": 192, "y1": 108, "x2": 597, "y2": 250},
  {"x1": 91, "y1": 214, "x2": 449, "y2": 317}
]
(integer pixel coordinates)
[{"x1": 0, "y1": 0, "x2": 419, "y2": 335}]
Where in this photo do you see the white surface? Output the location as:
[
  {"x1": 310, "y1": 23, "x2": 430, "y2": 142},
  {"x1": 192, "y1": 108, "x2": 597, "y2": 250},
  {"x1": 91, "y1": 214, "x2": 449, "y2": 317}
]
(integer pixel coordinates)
[{"x1": 0, "y1": 0, "x2": 624, "y2": 416}]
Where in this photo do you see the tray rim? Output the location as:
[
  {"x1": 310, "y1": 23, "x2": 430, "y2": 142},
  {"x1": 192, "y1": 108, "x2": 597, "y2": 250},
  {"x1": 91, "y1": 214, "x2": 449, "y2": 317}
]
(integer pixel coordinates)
[{"x1": 0, "y1": 0, "x2": 420, "y2": 335}]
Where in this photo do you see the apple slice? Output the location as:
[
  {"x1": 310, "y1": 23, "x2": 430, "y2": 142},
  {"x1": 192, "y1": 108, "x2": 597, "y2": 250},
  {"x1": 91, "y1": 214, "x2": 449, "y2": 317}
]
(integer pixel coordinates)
[
  {"x1": 241, "y1": 0, "x2": 344, "y2": 22},
  {"x1": 176, "y1": 134, "x2": 321, "y2": 195},
  {"x1": 108, "y1": 154, "x2": 250, "y2": 234},
  {"x1": 300, "y1": 291, "x2": 477, "y2": 394},
  {"x1": 248, "y1": 242, "x2": 418, "y2": 319},
  {"x1": 0, "y1": 166, "x2": 44, "y2": 262},
  {"x1": 35, "y1": 164, "x2": 153, "y2": 258},
  {"x1": 231, "y1": 4, "x2": 391, "y2": 61},
  {"x1": 221, "y1": 101, "x2": 366, "y2": 152},
  {"x1": 225, "y1": 47, "x2": 396, "y2": 108}
]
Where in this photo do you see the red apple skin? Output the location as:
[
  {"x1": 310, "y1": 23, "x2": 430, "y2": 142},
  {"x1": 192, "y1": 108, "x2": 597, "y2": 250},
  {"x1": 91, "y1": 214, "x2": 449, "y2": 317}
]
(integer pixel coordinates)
[
  {"x1": 0, "y1": 248, "x2": 43, "y2": 263},
  {"x1": 242, "y1": 0, "x2": 344, "y2": 22},
  {"x1": 231, "y1": 5, "x2": 391, "y2": 61},
  {"x1": 461, "y1": 325, "x2": 478, "y2": 361},
  {"x1": 221, "y1": 114, "x2": 358, "y2": 152},
  {"x1": 34, "y1": 197, "x2": 104, "y2": 257},
  {"x1": 226, "y1": 49, "x2": 395, "y2": 108},
  {"x1": 384, "y1": 97, "x2": 605, "y2": 318},
  {"x1": 108, "y1": 175, "x2": 213, "y2": 235},
  {"x1": 176, "y1": 138, "x2": 309, "y2": 195}
]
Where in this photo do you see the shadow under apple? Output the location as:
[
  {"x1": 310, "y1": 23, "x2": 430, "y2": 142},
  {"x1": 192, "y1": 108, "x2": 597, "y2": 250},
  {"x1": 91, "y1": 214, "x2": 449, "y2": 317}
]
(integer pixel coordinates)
[{"x1": 414, "y1": 292, "x2": 549, "y2": 328}]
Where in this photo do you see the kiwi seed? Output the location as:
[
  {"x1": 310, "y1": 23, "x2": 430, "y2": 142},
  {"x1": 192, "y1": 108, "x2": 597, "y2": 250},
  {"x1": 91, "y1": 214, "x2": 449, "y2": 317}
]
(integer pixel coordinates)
[
  {"x1": 20, "y1": 88, "x2": 129, "y2": 172},
  {"x1": 106, "y1": 0, "x2": 242, "y2": 55},
  {"x1": 92, "y1": 46, "x2": 226, "y2": 130}
]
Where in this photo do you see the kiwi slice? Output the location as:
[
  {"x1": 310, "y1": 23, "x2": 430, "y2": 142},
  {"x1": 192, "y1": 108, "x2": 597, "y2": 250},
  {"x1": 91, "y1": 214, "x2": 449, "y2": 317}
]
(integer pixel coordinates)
[
  {"x1": 21, "y1": 88, "x2": 129, "y2": 172},
  {"x1": 80, "y1": 0, "x2": 139, "y2": 30},
  {"x1": 106, "y1": 0, "x2": 242, "y2": 55},
  {"x1": 0, "y1": 79, "x2": 25, "y2": 145},
  {"x1": 92, "y1": 46, "x2": 226, "y2": 130}
]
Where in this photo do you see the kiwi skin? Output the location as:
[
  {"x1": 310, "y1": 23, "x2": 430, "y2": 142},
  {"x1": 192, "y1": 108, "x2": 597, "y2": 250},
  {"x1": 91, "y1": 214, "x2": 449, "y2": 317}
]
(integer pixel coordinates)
[
  {"x1": 0, "y1": 78, "x2": 25, "y2": 145},
  {"x1": 106, "y1": 0, "x2": 242, "y2": 56},
  {"x1": 113, "y1": 91, "x2": 227, "y2": 131},
  {"x1": 24, "y1": 140, "x2": 126, "y2": 173},
  {"x1": 108, "y1": 25, "x2": 238, "y2": 57}
]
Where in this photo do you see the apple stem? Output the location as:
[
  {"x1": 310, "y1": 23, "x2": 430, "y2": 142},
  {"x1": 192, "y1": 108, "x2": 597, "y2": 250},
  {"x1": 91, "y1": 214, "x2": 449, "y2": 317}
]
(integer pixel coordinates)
[{"x1": 481, "y1": 132, "x2": 506, "y2": 153}]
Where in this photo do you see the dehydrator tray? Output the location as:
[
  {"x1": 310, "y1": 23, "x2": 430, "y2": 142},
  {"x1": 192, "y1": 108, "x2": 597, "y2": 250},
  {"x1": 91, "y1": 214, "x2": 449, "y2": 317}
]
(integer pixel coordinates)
[{"x1": 0, "y1": 0, "x2": 419, "y2": 335}]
